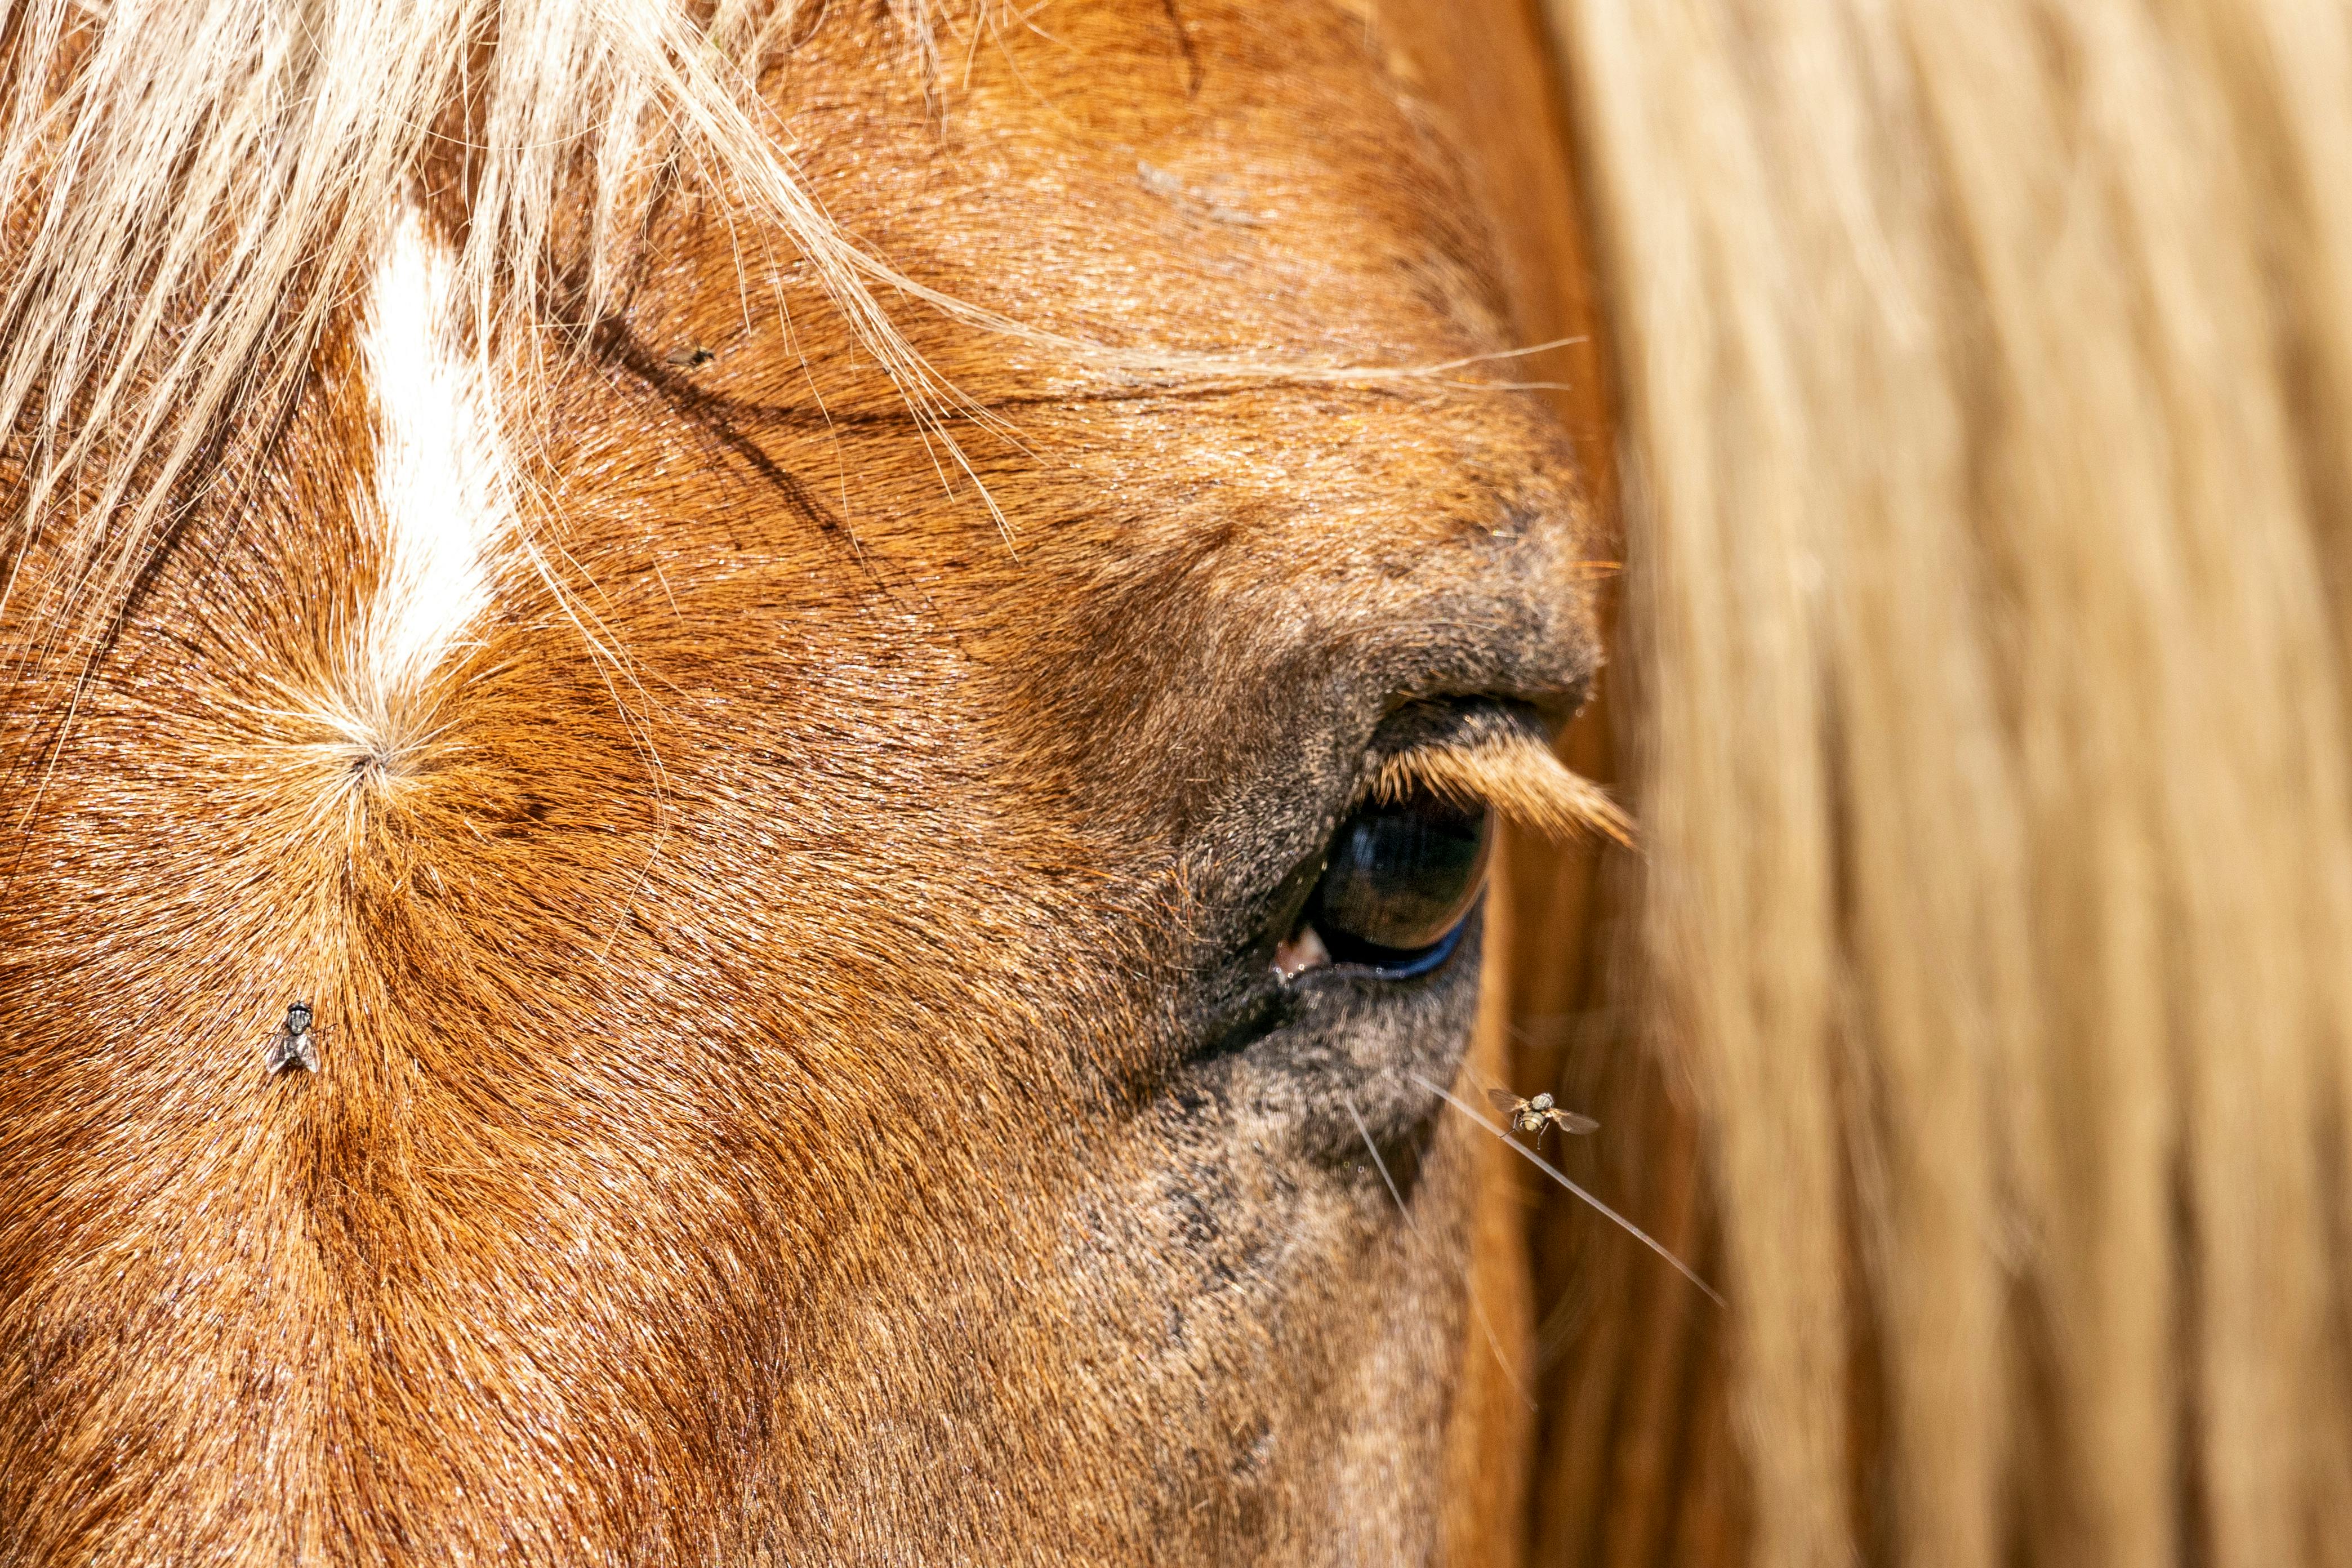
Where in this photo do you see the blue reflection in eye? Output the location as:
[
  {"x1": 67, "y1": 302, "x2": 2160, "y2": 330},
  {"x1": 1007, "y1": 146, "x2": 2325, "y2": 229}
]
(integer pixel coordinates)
[{"x1": 1356, "y1": 909, "x2": 1477, "y2": 978}]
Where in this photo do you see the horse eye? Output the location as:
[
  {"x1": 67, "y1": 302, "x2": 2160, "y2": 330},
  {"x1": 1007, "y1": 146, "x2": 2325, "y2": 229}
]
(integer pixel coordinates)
[{"x1": 1299, "y1": 786, "x2": 1493, "y2": 974}]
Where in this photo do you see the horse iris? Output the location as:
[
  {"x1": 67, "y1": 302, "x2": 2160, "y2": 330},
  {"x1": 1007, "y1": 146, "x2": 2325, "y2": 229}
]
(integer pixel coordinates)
[{"x1": 1305, "y1": 788, "x2": 1492, "y2": 972}]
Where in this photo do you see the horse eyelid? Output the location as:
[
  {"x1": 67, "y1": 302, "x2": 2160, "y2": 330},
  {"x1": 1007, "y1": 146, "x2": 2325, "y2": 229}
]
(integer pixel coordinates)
[{"x1": 1367, "y1": 736, "x2": 1635, "y2": 849}]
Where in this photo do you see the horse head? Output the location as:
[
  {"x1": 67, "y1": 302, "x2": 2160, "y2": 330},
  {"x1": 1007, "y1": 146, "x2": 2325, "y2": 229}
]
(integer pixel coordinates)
[{"x1": 0, "y1": 3, "x2": 1608, "y2": 1559}]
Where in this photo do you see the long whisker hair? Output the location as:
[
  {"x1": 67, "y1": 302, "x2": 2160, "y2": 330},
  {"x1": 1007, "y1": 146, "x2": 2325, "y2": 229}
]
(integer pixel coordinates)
[
  {"x1": 1339, "y1": 1089, "x2": 1536, "y2": 1413},
  {"x1": 1409, "y1": 1071, "x2": 1725, "y2": 1309}
]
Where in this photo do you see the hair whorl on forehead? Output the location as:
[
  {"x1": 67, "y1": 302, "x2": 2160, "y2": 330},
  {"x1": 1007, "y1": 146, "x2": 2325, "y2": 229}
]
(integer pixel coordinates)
[{"x1": 0, "y1": 0, "x2": 957, "y2": 663}]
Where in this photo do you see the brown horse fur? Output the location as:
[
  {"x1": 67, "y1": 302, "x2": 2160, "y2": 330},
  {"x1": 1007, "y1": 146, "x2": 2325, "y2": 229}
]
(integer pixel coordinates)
[{"x1": 0, "y1": 2, "x2": 1614, "y2": 1562}]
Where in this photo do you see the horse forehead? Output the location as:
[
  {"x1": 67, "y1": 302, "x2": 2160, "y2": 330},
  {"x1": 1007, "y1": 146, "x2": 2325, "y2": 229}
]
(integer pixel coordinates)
[
  {"x1": 299, "y1": 3, "x2": 1596, "y2": 799},
  {"x1": 603, "y1": 0, "x2": 1540, "y2": 542}
]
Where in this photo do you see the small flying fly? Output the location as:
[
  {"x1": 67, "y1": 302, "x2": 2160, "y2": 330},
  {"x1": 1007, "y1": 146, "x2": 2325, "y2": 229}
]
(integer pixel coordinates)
[
  {"x1": 265, "y1": 1001, "x2": 321, "y2": 1074},
  {"x1": 1487, "y1": 1088, "x2": 1597, "y2": 1146}
]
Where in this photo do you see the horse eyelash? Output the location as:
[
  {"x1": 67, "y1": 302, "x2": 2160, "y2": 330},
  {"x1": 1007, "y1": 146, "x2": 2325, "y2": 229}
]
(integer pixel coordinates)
[{"x1": 1370, "y1": 734, "x2": 1634, "y2": 848}]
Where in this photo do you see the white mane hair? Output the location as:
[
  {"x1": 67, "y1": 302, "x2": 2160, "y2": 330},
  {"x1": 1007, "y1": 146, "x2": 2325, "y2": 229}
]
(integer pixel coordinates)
[{"x1": 0, "y1": 0, "x2": 957, "y2": 656}]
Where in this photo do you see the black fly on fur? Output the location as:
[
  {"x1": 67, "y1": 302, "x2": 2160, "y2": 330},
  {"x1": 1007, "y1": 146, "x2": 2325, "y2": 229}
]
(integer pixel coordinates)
[{"x1": 265, "y1": 1001, "x2": 321, "y2": 1073}]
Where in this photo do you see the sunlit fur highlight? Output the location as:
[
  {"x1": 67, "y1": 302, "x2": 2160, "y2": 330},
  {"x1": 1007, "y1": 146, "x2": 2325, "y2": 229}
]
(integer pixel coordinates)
[
  {"x1": 1540, "y1": 1, "x2": 2352, "y2": 1563},
  {"x1": 0, "y1": 0, "x2": 1605, "y2": 678},
  {"x1": 0, "y1": 0, "x2": 970, "y2": 666}
]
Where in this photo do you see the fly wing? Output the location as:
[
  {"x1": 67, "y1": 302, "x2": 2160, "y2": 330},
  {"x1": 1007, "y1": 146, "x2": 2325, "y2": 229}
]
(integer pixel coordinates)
[
  {"x1": 1554, "y1": 1110, "x2": 1599, "y2": 1135},
  {"x1": 1486, "y1": 1088, "x2": 1523, "y2": 1116},
  {"x1": 264, "y1": 1030, "x2": 319, "y2": 1074}
]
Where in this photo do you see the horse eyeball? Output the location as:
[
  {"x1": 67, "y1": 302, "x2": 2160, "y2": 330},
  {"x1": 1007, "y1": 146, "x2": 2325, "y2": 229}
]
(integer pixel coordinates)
[{"x1": 1302, "y1": 786, "x2": 1491, "y2": 970}]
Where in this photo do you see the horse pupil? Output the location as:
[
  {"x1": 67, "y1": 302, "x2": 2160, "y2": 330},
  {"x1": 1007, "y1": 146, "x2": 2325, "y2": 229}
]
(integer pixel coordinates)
[{"x1": 1306, "y1": 788, "x2": 1492, "y2": 965}]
